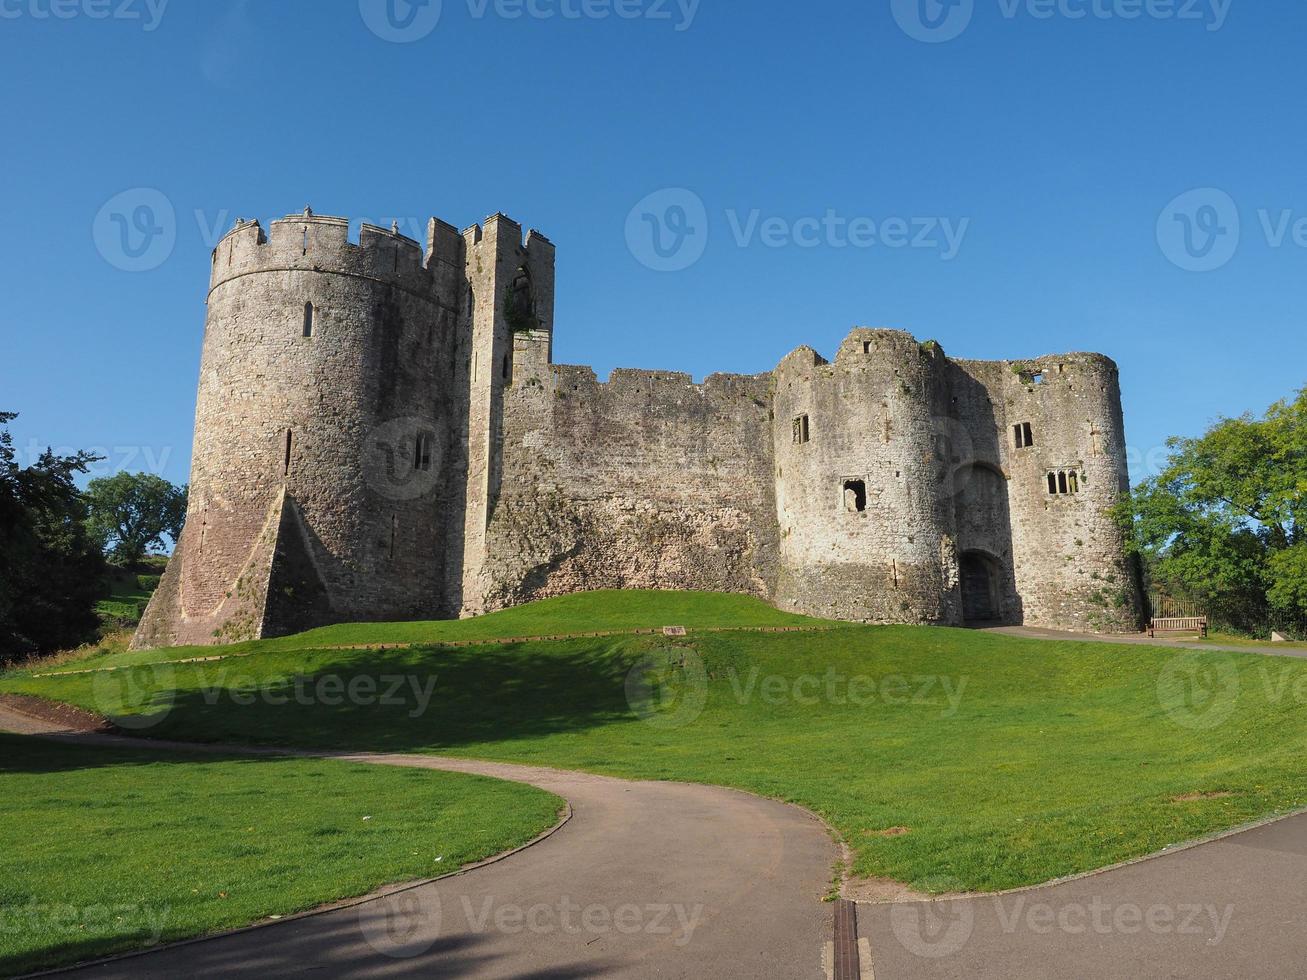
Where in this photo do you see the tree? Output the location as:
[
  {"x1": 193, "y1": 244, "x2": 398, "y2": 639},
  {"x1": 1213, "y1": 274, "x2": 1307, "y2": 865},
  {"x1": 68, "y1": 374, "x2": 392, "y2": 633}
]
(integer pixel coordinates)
[
  {"x1": 0, "y1": 412, "x2": 106, "y2": 661},
  {"x1": 1121, "y1": 387, "x2": 1307, "y2": 634},
  {"x1": 84, "y1": 472, "x2": 188, "y2": 567}
]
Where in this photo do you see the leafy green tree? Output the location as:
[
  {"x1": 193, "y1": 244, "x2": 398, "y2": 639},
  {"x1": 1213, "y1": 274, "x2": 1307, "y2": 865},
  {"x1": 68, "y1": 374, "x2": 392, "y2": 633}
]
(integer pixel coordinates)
[
  {"x1": 84, "y1": 472, "x2": 188, "y2": 567},
  {"x1": 1122, "y1": 387, "x2": 1307, "y2": 634},
  {"x1": 0, "y1": 412, "x2": 106, "y2": 660}
]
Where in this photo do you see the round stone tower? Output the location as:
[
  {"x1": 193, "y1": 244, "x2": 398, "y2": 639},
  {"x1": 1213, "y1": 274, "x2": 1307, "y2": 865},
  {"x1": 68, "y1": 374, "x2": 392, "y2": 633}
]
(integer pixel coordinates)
[
  {"x1": 134, "y1": 210, "x2": 466, "y2": 647},
  {"x1": 771, "y1": 328, "x2": 963, "y2": 624}
]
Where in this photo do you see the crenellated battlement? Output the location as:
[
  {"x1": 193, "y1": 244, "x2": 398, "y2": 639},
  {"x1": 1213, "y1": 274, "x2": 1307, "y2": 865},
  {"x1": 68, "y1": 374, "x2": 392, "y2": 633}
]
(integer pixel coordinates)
[
  {"x1": 462, "y1": 212, "x2": 555, "y2": 258},
  {"x1": 210, "y1": 211, "x2": 446, "y2": 300}
]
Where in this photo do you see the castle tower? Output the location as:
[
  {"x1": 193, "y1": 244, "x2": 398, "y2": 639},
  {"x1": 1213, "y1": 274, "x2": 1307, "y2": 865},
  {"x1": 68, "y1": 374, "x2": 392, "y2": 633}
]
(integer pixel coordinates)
[
  {"x1": 457, "y1": 214, "x2": 555, "y2": 616},
  {"x1": 134, "y1": 211, "x2": 464, "y2": 647},
  {"x1": 771, "y1": 329, "x2": 963, "y2": 624},
  {"x1": 951, "y1": 353, "x2": 1142, "y2": 632}
]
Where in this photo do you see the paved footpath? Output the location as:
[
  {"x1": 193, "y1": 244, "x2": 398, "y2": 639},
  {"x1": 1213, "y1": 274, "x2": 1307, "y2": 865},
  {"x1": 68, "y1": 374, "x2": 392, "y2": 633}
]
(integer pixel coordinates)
[
  {"x1": 0, "y1": 704, "x2": 836, "y2": 979},
  {"x1": 860, "y1": 810, "x2": 1307, "y2": 979},
  {"x1": 985, "y1": 625, "x2": 1307, "y2": 659}
]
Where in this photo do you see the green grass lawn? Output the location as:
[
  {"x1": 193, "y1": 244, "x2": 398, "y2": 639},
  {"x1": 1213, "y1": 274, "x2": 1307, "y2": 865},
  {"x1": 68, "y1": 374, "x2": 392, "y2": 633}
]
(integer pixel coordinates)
[
  {"x1": 31, "y1": 590, "x2": 827, "y2": 676},
  {"x1": 1202, "y1": 630, "x2": 1307, "y2": 649},
  {"x1": 0, "y1": 735, "x2": 561, "y2": 976},
  {"x1": 7, "y1": 591, "x2": 1307, "y2": 896},
  {"x1": 94, "y1": 569, "x2": 160, "y2": 627}
]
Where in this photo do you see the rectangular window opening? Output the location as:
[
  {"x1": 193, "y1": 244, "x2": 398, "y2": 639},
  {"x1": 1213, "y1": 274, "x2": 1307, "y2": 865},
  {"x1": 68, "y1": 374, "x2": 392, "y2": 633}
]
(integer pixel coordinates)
[
  {"x1": 793, "y1": 414, "x2": 810, "y2": 445},
  {"x1": 844, "y1": 479, "x2": 867, "y2": 513},
  {"x1": 302, "y1": 302, "x2": 314, "y2": 338},
  {"x1": 284, "y1": 430, "x2": 293, "y2": 477}
]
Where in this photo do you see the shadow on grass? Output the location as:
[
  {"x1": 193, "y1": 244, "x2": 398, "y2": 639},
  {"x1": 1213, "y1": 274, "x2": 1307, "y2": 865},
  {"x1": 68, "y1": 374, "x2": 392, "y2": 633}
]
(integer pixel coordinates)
[{"x1": 124, "y1": 638, "x2": 650, "y2": 754}]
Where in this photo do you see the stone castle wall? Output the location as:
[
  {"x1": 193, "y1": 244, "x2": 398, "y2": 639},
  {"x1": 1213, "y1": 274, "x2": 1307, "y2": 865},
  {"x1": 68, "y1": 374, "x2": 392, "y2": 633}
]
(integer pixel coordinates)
[
  {"x1": 134, "y1": 208, "x2": 1143, "y2": 650},
  {"x1": 470, "y1": 357, "x2": 780, "y2": 612}
]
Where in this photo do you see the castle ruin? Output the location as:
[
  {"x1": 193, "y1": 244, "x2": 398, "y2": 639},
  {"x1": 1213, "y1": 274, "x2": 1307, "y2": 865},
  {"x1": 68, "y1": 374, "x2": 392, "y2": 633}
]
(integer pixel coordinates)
[{"x1": 134, "y1": 209, "x2": 1143, "y2": 648}]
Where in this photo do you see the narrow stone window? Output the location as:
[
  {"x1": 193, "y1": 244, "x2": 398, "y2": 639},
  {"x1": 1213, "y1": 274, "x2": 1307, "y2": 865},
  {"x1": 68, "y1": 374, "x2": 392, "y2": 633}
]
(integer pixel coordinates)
[
  {"x1": 793, "y1": 415, "x2": 810, "y2": 445},
  {"x1": 414, "y1": 432, "x2": 433, "y2": 472},
  {"x1": 1047, "y1": 472, "x2": 1058, "y2": 495},
  {"x1": 502, "y1": 352, "x2": 512, "y2": 382},
  {"x1": 389, "y1": 514, "x2": 397, "y2": 560},
  {"x1": 1023, "y1": 422, "x2": 1034, "y2": 447},
  {"x1": 1067, "y1": 471, "x2": 1079, "y2": 494},
  {"x1": 302, "y1": 227, "x2": 309, "y2": 255},
  {"x1": 844, "y1": 479, "x2": 867, "y2": 513},
  {"x1": 302, "y1": 302, "x2": 314, "y2": 338},
  {"x1": 863, "y1": 341, "x2": 872, "y2": 354},
  {"x1": 284, "y1": 430, "x2": 293, "y2": 477},
  {"x1": 1058, "y1": 471, "x2": 1069, "y2": 495}
]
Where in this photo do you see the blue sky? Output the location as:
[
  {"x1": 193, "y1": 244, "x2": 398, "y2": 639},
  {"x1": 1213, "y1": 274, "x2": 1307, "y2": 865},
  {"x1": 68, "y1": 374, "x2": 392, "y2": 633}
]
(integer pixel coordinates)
[{"x1": 1, "y1": 0, "x2": 1300, "y2": 488}]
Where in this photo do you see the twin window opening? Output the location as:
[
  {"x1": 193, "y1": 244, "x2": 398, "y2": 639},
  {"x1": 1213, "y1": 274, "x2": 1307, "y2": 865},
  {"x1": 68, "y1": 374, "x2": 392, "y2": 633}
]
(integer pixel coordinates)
[{"x1": 1047, "y1": 470, "x2": 1081, "y2": 495}]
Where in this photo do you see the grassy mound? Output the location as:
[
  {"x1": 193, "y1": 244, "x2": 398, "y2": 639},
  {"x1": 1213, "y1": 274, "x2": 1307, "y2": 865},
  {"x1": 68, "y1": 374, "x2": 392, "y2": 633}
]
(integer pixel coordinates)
[
  {"x1": 0, "y1": 735, "x2": 561, "y2": 975},
  {"x1": 31, "y1": 589, "x2": 828, "y2": 674},
  {"x1": 7, "y1": 592, "x2": 1307, "y2": 896}
]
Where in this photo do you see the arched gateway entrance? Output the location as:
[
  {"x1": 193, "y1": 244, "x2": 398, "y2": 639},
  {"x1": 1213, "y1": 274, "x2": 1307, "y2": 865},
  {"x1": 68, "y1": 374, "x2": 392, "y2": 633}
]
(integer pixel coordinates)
[{"x1": 959, "y1": 550, "x2": 1002, "y2": 624}]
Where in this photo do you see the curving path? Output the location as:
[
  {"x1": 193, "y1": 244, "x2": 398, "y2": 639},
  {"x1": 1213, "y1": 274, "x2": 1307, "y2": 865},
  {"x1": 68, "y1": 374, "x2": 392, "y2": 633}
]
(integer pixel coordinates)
[
  {"x1": 0, "y1": 703, "x2": 836, "y2": 979},
  {"x1": 859, "y1": 810, "x2": 1307, "y2": 979}
]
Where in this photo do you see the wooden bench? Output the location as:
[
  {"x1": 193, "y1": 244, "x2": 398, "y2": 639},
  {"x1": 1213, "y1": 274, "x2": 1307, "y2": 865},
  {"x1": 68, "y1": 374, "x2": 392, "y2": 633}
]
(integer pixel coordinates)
[{"x1": 1149, "y1": 616, "x2": 1209, "y2": 639}]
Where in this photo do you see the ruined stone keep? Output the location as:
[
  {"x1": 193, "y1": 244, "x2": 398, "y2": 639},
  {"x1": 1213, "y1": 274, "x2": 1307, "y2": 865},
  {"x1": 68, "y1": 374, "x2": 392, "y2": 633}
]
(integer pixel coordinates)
[{"x1": 134, "y1": 209, "x2": 1143, "y2": 648}]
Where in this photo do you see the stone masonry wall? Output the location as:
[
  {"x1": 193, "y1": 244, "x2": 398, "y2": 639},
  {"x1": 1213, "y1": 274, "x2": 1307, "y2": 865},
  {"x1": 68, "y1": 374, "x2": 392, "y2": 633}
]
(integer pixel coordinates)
[{"x1": 472, "y1": 359, "x2": 780, "y2": 612}]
